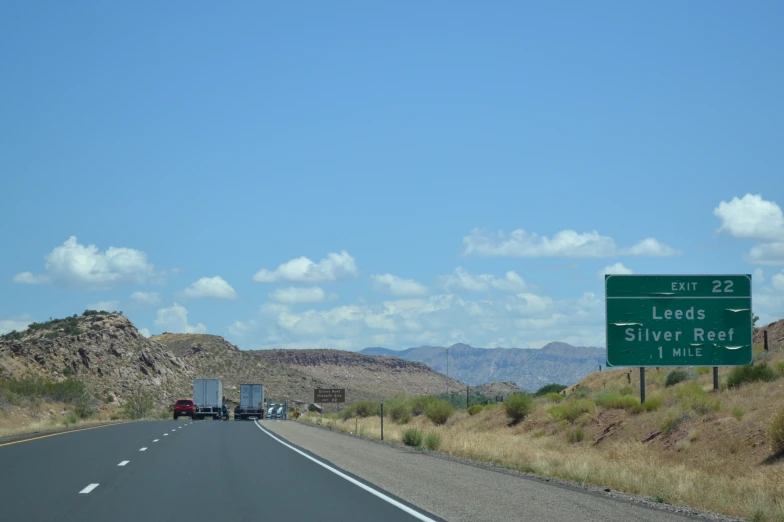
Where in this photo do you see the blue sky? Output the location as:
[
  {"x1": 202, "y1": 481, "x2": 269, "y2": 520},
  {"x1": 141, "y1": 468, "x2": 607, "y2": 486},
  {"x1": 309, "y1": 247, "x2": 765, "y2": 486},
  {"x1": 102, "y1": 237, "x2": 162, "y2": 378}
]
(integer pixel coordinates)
[{"x1": 2, "y1": 2, "x2": 783, "y2": 350}]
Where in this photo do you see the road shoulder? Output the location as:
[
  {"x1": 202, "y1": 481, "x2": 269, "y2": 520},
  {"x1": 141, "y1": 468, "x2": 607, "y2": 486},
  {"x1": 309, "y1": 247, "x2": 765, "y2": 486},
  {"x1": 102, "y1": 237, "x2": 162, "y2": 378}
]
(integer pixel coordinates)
[{"x1": 259, "y1": 420, "x2": 741, "y2": 522}]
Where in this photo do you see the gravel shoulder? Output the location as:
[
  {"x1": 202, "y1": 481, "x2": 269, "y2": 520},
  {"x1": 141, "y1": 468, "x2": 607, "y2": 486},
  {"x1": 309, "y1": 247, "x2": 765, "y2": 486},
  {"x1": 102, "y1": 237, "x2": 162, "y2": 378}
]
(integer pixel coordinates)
[{"x1": 260, "y1": 420, "x2": 742, "y2": 522}]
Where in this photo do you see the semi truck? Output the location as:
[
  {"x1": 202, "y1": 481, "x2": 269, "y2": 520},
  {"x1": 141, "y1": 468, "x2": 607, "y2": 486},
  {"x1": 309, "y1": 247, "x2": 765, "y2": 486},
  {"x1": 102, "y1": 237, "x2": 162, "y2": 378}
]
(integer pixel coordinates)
[
  {"x1": 193, "y1": 378, "x2": 223, "y2": 420},
  {"x1": 234, "y1": 383, "x2": 265, "y2": 420}
]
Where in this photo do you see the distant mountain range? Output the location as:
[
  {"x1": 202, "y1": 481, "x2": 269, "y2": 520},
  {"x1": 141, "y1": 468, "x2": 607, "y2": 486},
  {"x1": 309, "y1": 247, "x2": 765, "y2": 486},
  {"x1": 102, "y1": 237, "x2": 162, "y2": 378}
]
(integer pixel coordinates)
[{"x1": 361, "y1": 342, "x2": 605, "y2": 391}]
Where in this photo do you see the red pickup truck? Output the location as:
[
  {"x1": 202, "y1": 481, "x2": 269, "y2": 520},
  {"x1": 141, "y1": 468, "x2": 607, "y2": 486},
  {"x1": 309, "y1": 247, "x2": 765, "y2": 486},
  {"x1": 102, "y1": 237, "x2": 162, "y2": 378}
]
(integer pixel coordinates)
[{"x1": 173, "y1": 398, "x2": 195, "y2": 419}]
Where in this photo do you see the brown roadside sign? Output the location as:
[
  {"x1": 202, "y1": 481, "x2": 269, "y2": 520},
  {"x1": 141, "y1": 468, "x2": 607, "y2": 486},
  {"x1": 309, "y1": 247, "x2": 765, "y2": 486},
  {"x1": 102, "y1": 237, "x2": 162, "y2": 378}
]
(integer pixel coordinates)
[{"x1": 314, "y1": 388, "x2": 345, "y2": 403}]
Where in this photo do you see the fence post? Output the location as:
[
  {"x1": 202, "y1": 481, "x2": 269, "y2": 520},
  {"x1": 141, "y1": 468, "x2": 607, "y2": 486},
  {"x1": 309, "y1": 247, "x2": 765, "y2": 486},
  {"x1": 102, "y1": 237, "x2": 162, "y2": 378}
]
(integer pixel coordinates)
[
  {"x1": 640, "y1": 367, "x2": 646, "y2": 404},
  {"x1": 466, "y1": 385, "x2": 469, "y2": 408},
  {"x1": 764, "y1": 329, "x2": 769, "y2": 352},
  {"x1": 380, "y1": 403, "x2": 384, "y2": 441}
]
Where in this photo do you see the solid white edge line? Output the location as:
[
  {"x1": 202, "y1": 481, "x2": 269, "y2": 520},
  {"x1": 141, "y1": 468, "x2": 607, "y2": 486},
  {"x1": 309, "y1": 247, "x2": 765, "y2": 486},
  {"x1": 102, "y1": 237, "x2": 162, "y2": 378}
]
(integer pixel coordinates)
[
  {"x1": 254, "y1": 421, "x2": 437, "y2": 522},
  {"x1": 139, "y1": 447, "x2": 147, "y2": 452},
  {"x1": 118, "y1": 461, "x2": 129, "y2": 467},
  {"x1": 79, "y1": 483, "x2": 99, "y2": 494}
]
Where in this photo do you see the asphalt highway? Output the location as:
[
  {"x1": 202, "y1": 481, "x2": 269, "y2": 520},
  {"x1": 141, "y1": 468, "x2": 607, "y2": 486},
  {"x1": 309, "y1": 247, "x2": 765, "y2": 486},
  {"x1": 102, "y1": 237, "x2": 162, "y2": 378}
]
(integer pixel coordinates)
[{"x1": 0, "y1": 419, "x2": 442, "y2": 522}]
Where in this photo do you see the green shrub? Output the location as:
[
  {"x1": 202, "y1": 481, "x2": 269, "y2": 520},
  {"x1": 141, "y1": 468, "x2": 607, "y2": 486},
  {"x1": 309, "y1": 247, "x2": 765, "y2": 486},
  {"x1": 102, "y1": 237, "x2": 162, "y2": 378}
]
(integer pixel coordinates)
[
  {"x1": 631, "y1": 395, "x2": 663, "y2": 414},
  {"x1": 694, "y1": 367, "x2": 711, "y2": 375},
  {"x1": 619, "y1": 386, "x2": 634, "y2": 396},
  {"x1": 74, "y1": 398, "x2": 94, "y2": 419},
  {"x1": 665, "y1": 370, "x2": 691, "y2": 387},
  {"x1": 660, "y1": 410, "x2": 691, "y2": 435},
  {"x1": 776, "y1": 362, "x2": 784, "y2": 375},
  {"x1": 570, "y1": 386, "x2": 593, "y2": 399},
  {"x1": 544, "y1": 392, "x2": 563, "y2": 403},
  {"x1": 731, "y1": 407, "x2": 744, "y2": 421},
  {"x1": 770, "y1": 409, "x2": 784, "y2": 454},
  {"x1": 597, "y1": 392, "x2": 640, "y2": 411},
  {"x1": 727, "y1": 363, "x2": 777, "y2": 389},
  {"x1": 675, "y1": 383, "x2": 721, "y2": 414},
  {"x1": 390, "y1": 403, "x2": 413, "y2": 424},
  {"x1": 402, "y1": 427, "x2": 423, "y2": 447},
  {"x1": 566, "y1": 427, "x2": 585, "y2": 444},
  {"x1": 548, "y1": 399, "x2": 596, "y2": 423},
  {"x1": 122, "y1": 390, "x2": 154, "y2": 419},
  {"x1": 424, "y1": 432, "x2": 441, "y2": 450},
  {"x1": 339, "y1": 400, "x2": 380, "y2": 420},
  {"x1": 467, "y1": 405, "x2": 483, "y2": 416},
  {"x1": 425, "y1": 399, "x2": 454, "y2": 425},
  {"x1": 535, "y1": 384, "x2": 567, "y2": 396},
  {"x1": 503, "y1": 394, "x2": 534, "y2": 423},
  {"x1": 409, "y1": 396, "x2": 438, "y2": 416}
]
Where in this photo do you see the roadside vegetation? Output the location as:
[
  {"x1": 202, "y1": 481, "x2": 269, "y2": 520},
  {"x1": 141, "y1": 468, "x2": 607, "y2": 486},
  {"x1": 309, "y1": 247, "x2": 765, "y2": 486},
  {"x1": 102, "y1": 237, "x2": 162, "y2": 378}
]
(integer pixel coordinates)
[
  {"x1": 299, "y1": 348, "x2": 784, "y2": 521},
  {"x1": 0, "y1": 310, "x2": 121, "y2": 341},
  {"x1": 0, "y1": 373, "x2": 169, "y2": 437}
]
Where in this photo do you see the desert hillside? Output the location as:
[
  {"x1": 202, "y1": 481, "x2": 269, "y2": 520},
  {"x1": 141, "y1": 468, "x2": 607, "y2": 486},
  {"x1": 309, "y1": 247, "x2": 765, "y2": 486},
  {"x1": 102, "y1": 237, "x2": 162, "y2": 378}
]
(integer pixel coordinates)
[{"x1": 250, "y1": 348, "x2": 467, "y2": 398}]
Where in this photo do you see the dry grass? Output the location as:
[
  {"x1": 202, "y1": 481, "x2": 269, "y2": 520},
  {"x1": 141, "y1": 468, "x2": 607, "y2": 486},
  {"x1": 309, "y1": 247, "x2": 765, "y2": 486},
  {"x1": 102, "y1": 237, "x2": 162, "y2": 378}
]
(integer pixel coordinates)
[{"x1": 299, "y1": 349, "x2": 784, "y2": 521}]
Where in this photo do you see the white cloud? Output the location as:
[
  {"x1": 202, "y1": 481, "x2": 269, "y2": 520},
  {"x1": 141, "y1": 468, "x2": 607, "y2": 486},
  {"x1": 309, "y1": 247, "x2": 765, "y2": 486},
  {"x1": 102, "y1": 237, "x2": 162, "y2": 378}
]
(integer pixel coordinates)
[
  {"x1": 253, "y1": 251, "x2": 358, "y2": 283},
  {"x1": 625, "y1": 238, "x2": 681, "y2": 257},
  {"x1": 13, "y1": 236, "x2": 155, "y2": 290},
  {"x1": 0, "y1": 316, "x2": 34, "y2": 335},
  {"x1": 154, "y1": 303, "x2": 207, "y2": 334},
  {"x1": 598, "y1": 262, "x2": 634, "y2": 280},
  {"x1": 87, "y1": 300, "x2": 120, "y2": 312},
  {"x1": 138, "y1": 328, "x2": 151, "y2": 338},
  {"x1": 269, "y1": 287, "x2": 332, "y2": 304},
  {"x1": 181, "y1": 276, "x2": 238, "y2": 300},
  {"x1": 245, "y1": 289, "x2": 606, "y2": 351},
  {"x1": 12, "y1": 272, "x2": 51, "y2": 284},
  {"x1": 228, "y1": 320, "x2": 258, "y2": 338},
  {"x1": 371, "y1": 273, "x2": 428, "y2": 296},
  {"x1": 714, "y1": 194, "x2": 784, "y2": 241},
  {"x1": 130, "y1": 291, "x2": 161, "y2": 306},
  {"x1": 461, "y1": 228, "x2": 680, "y2": 258},
  {"x1": 753, "y1": 268, "x2": 765, "y2": 284},
  {"x1": 440, "y1": 268, "x2": 527, "y2": 293},
  {"x1": 773, "y1": 271, "x2": 784, "y2": 292},
  {"x1": 746, "y1": 242, "x2": 784, "y2": 266}
]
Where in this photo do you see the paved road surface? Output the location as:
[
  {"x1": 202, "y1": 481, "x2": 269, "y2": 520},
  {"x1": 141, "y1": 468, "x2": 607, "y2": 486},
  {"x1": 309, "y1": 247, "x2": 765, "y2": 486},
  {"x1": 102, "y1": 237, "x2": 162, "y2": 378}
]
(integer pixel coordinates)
[
  {"x1": 0, "y1": 419, "x2": 440, "y2": 522},
  {"x1": 0, "y1": 418, "x2": 733, "y2": 522}
]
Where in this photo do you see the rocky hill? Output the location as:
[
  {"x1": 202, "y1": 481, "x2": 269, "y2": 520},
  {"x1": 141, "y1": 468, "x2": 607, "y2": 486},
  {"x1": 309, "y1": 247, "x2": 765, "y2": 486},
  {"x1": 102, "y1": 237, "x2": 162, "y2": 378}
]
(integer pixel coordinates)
[
  {"x1": 755, "y1": 317, "x2": 784, "y2": 350},
  {"x1": 0, "y1": 312, "x2": 193, "y2": 407},
  {"x1": 153, "y1": 335, "x2": 385, "y2": 405},
  {"x1": 250, "y1": 349, "x2": 466, "y2": 397},
  {"x1": 361, "y1": 342, "x2": 605, "y2": 391},
  {"x1": 1, "y1": 311, "x2": 467, "y2": 409}
]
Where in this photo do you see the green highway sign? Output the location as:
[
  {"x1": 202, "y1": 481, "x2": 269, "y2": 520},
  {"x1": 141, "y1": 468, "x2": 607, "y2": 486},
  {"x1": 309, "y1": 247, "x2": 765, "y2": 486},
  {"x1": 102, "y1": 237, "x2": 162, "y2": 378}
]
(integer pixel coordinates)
[{"x1": 605, "y1": 275, "x2": 752, "y2": 367}]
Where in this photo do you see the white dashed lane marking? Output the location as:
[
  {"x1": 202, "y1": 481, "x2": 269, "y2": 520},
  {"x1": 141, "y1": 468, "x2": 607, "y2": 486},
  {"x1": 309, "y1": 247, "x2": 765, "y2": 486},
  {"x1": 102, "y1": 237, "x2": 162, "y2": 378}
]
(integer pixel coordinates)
[
  {"x1": 153, "y1": 439, "x2": 159, "y2": 442},
  {"x1": 139, "y1": 447, "x2": 147, "y2": 452},
  {"x1": 118, "y1": 461, "x2": 129, "y2": 467},
  {"x1": 79, "y1": 484, "x2": 99, "y2": 494}
]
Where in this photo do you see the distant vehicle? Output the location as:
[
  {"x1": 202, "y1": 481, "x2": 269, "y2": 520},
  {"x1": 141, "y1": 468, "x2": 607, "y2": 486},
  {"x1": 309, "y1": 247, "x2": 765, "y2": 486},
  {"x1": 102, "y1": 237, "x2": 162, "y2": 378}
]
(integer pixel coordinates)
[
  {"x1": 173, "y1": 399, "x2": 195, "y2": 420},
  {"x1": 276, "y1": 406, "x2": 284, "y2": 420},
  {"x1": 234, "y1": 384, "x2": 264, "y2": 421},
  {"x1": 193, "y1": 378, "x2": 223, "y2": 420},
  {"x1": 267, "y1": 405, "x2": 275, "y2": 419}
]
